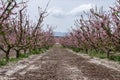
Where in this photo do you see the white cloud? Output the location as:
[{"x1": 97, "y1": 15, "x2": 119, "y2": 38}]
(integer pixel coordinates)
[
  {"x1": 68, "y1": 4, "x2": 94, "y2": 16},
  {"x1": 47, "y1": 4, "x2": 94, "y2": 18},
  {"x1": 47, "y1": 7, "x2": 65, "y2": 18}
]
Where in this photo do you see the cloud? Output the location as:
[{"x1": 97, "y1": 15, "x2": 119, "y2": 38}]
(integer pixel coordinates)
[
  {"x1": 47, "y1": 7, "x2": 65, "y2": 18},
  {"x1": 47, "y1": 4, "x2": 94, "y2": 18},
  {"x1": 68, "y1": 4, "x2": 94, "y2": 16}
]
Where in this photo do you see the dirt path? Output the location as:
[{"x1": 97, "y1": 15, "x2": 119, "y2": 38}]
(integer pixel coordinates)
[{"x1": 0, "y1": 44, "x2": 120, "y2": 80}]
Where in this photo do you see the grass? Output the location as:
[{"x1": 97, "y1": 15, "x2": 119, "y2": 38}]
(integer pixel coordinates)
[
  {"x1": 87, "y1": 50, "x2": 120, "y2": 63},
  {"x1": 0, "y1": 58, "x2": 7, "y2": 66},
  {"x1": 0, "y1": 48, "x2": 49, "y2": 67},
  {"x1": 70, "y1": 47, "x2": 120, "y2": 63},
  {"x1": 109, "y1": 55, "x2": 120, "y2": 62},
  {"x1": 72, "y1": 47, "x2": 81, "y2": 52},
  {"x1": 87, "y1": 50, "x2": 107, "y2": 59}
]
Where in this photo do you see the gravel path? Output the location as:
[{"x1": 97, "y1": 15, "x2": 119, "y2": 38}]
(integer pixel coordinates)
[{"x1": 0, "y1": 44, "x2": 120, "y2": 80}]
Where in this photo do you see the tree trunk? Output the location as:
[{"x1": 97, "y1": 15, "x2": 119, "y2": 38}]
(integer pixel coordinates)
[
  {"x1": 24, "y1": 49, "x2": 27, "y2": 54},
  {"x1": 85, "y1": 48, "x2": 88, "y2": 54},
  {"x1": 29, "y1": 48, "x2": 32, "y2": 53},
  {"x1": 6, "y1": 49, "x2": 10, "y2": 62},
  {"x1": 107, "y1": 49, "x2": 111, "y2": 58},
  {"x1": 16, "y1": 50, "x2": 20, "y2": 58}
]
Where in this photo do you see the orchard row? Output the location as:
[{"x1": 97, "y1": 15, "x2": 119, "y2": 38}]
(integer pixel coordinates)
[
  {"x1": 0, "y1": 0, "x2": 55, "y2": 61},
  {"x1": 60, "y1": 0, "x2": 120, "y2": 58}
]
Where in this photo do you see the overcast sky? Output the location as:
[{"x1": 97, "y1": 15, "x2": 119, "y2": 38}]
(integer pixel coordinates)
[{"x1": 27, "y1": 0, "x2": 115, "y2": 32}]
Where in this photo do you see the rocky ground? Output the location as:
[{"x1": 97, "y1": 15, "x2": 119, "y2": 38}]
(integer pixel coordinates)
[{"x1": 0, "y1": 44, "x2": 120, "y2": 80}]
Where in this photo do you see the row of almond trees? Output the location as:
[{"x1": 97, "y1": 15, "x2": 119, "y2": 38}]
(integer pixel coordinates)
[
  {"x1": 0, "y1": 0, "x2": 55, "y2": 61},
  {"x1": 60, "y1": 0, "x2": 120, "y2": 58}
]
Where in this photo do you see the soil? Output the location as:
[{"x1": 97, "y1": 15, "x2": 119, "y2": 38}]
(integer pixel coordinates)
[{"x1": 0, "y1": 44, "x2": 120, "y2": 80}]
